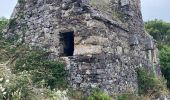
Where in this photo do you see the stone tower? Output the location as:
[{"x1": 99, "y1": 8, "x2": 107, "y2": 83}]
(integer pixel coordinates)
[{"x1": 6, "y1": 0, "x2": 159, "y2": 94}]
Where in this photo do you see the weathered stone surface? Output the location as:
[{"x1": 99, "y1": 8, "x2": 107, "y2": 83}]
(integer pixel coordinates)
[
  {"x1": 74, "y1": 45, "x2": 102, "y2": 55},
  {"x1": 6, "y1": 0, "x2": 160, "y2": 95},
  {"x1": 121, "y1": 0, "x2": 129, "y2": 6},
  {"x1": 129, "y1": 34, "x2": 139, "y2": 46},
  {"x1": 145, "y1": 36, "x2": 154, "y2": 50}
]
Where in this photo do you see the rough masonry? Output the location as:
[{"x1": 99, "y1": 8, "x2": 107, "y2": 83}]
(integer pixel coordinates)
[{"x1": 6, "y1": 0, "x2": 160, "y2": 94}]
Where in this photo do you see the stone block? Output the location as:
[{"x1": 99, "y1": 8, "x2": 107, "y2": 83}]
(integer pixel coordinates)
[
  {"x1": 145, "y1": 37, "x2": 154, "y2": 50},
  {"x1": 129, "y1": 34, "x2": 139, "y2": 46},
  {"x1": 75, "y1": 74, "x2": 83, "y2": 83},
  {"x1": 117, "y1": 46, "x2": 123, "y2": 55},
  {"x1": 74, "y1": 45, "x2": 102, "y2": 55},
  {"x1": 83, "y1": 36, "x2": 109, "y2": 45},
  {"x1": 121, "y1": 0, "x2": 129, "y2": 6}
]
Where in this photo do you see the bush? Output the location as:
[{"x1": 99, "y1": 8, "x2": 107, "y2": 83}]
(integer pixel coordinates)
[
  {"x1": 12, "y1": 46, "x2": 68, "y2": 89},
  {"x1": 0, "y1": 68, "x2": 35, "y2": 100},
  {"x1": 87, "y1": 88, "x2": 114, "y2": 100},
  {"x1": 0, "y1": 17, "x2": 8, "y2": 36},
  {"x1": 159, "y1": 45, "x2": 170, "y2": 88},
  {"x1": 137, "y1": 68, "x2": 168, "y2": 97}
]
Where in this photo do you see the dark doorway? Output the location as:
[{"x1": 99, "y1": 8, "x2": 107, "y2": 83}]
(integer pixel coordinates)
[{"x1": 60, "y1": 32, "x2": 74, "y2": 56}]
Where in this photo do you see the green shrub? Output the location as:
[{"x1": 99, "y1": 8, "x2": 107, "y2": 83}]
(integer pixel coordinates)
[
  {"x1": 0, "y1": 17, "x2": 8, "y2": 37},
  {"x1": 87, "y1": 88, "x2": 113, "y2": 100},
  {"x1": 12, "y1": 47, "x2": 68, "y2": 89},
  {"x1": 137, "y1": 68, "x2": 167, "y2": 97},
  {"x1": 159, "y1": 45, "x2": 170, "y2": 88},
  {"x1": 0, "y1": 70, "x2": 35, "y2": 100}
]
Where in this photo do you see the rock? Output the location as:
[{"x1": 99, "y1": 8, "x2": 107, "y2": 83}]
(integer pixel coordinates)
[
  {"x1": 120, "y1": 0, "x2": 129, "y2": 6},
  {"x1": 61, "y1": 3, "x2": 70, "y2": 10},
  {"x1": 145, "y1": 37, "x2": 154, "y2": 50},
  {"x1": 129, "y1": 34, "x2": 139, "y2": 46},
  {"x1": 74, "y1": 45, "x2": 102, "y2": 55},
  {"x1": 75, "y1": 74, "x2": 83, "y2": 83},
  {"x1": 117, "y1": 46, "x2": 123, "y2": 55}
]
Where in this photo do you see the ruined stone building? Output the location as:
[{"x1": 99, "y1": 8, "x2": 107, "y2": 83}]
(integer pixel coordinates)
[{"x1": 6, "y1": 0, "x2": 159, "y2": 94}]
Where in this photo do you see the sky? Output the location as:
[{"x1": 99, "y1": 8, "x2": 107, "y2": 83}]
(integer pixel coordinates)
[
  {"x1": 0, "y1": 0, "x2": 170, "y2": 22},
  {"x1": 141, "y1": 0, "x2": 170, "y2": 22}
]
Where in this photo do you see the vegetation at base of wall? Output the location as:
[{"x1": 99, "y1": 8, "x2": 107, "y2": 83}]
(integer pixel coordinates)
[
  {"x1": 67, "y1": 88, "x2": 85, "y2": 100},
  {"x1": 87, "y1": 88, "x2": 114, "y2": 100},
  {"x1": 0, "y1": 17, "x2": 68, "y2": 99},
  {"x1": 117, "y1": 93, "x2": 149, "y2": 100},
  {"x1": 117, "y1": 93, "x2": 137, "y2": 100},
  {"x1": 0, "y1": 71, "x2": 35, "y2": 100},
  {"x1": 137, "y1": 68, "x2": 168, "y2": 98},
  {"x1": 13, "y1": 46, "x2": 68, "y2": 89}
]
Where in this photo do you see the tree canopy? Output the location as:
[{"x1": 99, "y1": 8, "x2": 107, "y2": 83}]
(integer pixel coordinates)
[
  {"x1": 145, "y1": 19, "x2": 170, "y2": 88},
  {"x1": 145, "y1": 19, "x2": 170, "y2": 45}
]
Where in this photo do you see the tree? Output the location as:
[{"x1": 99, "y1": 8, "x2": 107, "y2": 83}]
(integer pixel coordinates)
[
  {"x1": 145, "y1": 20, "x2": 170, "y2": 88},
  {"x1": 145, "y1": 19, "x2": 170, "y2": 45},
  {"x1": 159, "y1": 45, "x2": 170, "y2": 88}
]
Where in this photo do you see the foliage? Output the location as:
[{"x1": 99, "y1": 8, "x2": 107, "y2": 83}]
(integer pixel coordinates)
[
  {"x1": 0, "y1": 66, "x2": 35, "y2": 100},
  {"x1": 0, "y1": 17, "x2": 15, "y2": 62},
  {"x1": 8, "y1": 18, "x2": 17, "y2": 29},
  {"x1": 159, "y1": 45, "x2": 170, "y2": 88},
  {"x1": 145, "y1": 19, "x2": 170, "y2": 45},
  {"x1": 117, "y1": 93, "x2": 149, "y2": 100},
  {"x1": 0, "y1": 17, "x2": 68, "y2": 89},
  {"x1": 0, "y1": 17, "x2": 68, "y2": 100},
  {"x1": 145, "y1": 19, "x2": 170, "y2": 89},
  {"x1": 87, "y1": 88, "x2": 114, "y2": 100},
  {"x1": 0, "y1": 18, "x2": 25, "y2": 63},
  {"x1": 67, "y1": 88, "x2": 85, "y2": 100},
  {"x1": 117, "y1": 93, "x2": 137, "y2": 100},
  {"x1": 13, "y1": 47, "x2": 68, "y2": 89},
  {"x1": 137, "y1": 68, "x2": 168, "y2": 97},
  {"x1": 0, "y1": 17, "x2": 8, "y2": 36},
  {"x1": 42, "y1": 89, "x2": 68, "y2": 100}
]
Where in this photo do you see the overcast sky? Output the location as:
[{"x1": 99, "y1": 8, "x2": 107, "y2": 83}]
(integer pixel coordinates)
[{"x1": 0, "y1": 0, "x2": 170, "y2": 22}]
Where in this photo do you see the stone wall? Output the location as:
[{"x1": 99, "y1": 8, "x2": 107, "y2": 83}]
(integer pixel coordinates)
[{"x1": 6, "y1": 0, "x2": 160, "y2": 94}]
